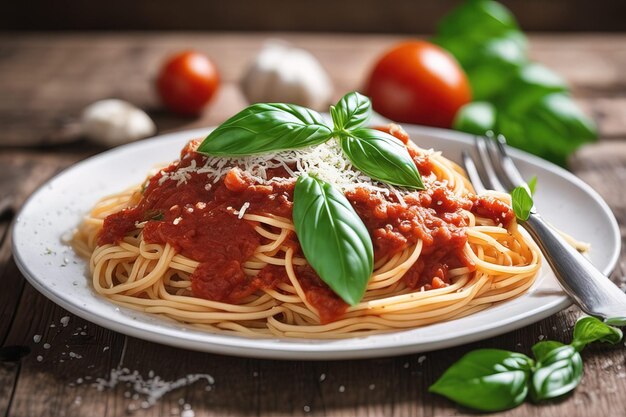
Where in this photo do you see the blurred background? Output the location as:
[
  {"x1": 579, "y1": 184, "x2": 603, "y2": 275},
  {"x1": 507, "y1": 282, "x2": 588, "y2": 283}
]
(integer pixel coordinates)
[
  {"x1": 0, "y1": 0, "x2": 625, "y2": 162},
  {"x1": 3, "y1": 0, "x2": 626, "y2": 32}
]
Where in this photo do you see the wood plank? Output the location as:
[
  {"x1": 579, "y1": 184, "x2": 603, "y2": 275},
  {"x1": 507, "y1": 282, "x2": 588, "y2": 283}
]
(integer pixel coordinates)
[
  {"x1": 1, "y1": 33, "x2": 625, "y2": 146},
  {"x1": 0, "y1": 149, "x2": 95, "y2": 416},
  {"x1": 3, "y1": 284, "x2": 125, "y2": 417},
  {"x1": 579, "y1": 98, "x2": 626, "y2": 139},
  {"x1": 0, "y1": 220, "x2": 21, "y2": 416},
  {"x1": 5, "y1": 305, "x2": 626, "y2": 417}
]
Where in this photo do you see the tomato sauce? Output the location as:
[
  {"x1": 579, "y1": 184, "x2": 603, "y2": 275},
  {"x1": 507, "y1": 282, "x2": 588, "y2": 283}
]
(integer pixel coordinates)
[{"x1": 98, "y1": 128, "x2": 514, "y2": 323}]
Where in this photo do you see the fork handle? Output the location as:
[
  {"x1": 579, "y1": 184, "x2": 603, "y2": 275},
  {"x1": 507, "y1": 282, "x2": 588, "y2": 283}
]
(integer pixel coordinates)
[{"x1": 522, "y1": 213, "x2": 626, "y2": 324}]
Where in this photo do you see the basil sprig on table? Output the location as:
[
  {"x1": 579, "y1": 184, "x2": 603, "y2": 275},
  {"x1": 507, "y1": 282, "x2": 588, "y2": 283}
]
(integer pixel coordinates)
[
  {"x1": 198, "y1": 91, "x2": 424, "y2": 190},
  {"x1": 293, "y1": 174, "x2": 374, "y2": 305},
  {"x1": 429, "y1": 316, "x2": 623, "y2": 412},
  {"x1": 197, "y1": 92, "x2": 423, "y2": 305}
]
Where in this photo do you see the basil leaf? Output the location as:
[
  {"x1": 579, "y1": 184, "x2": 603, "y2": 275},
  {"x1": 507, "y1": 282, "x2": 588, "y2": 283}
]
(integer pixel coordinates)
[
  {"x1": 510, "y1": 186, "x2": 533, "y2": 221},
  {"x1": 436, "y1": 0, "x2": 520, "y2": 42},
  {"x1": 527, "y1": 93, "x2": 597, "y2": 149},
  {"x1": 527, "y1": 175, "x2": 537, "y2": 196},
  {"x1": 429, "y1": 349, "x2": 533, "y2": 412},
  {"x1": 464, "y1": 34, "x2": 528, "y2": 100},
  {"x1": 572, "y1": 316, "x2": 623, "y2": 350},
  {"x1": 197, "y1": 103, "x2": 332, "y2": 156},
  {"x1": 331, "y1": 91, "x2": 371, "y2": 131},
  {"x1": 340, "y1": 128, "x2": 425, "y2": 190},
  {"x1": 453, "y1": 101, "x2": 497, "y2": 135},
  {"x1": 605, "y1": 317, "x2": 626, "y2": 326},
  {"x1": 292, "y1": 174, "x2": 374, "y2": 306},
  {"x1": 531, "y1": 345, "x2": 583, "y2": 401},
  {"x1": 532, "y1": 340, "x2": 564, "y2": 363},
  {"x1": 500, "y1": 63, "x2": 569, "y2": 114},
  {"x1": 498, "y1": 93, "x2": 597, "y2": 166}
]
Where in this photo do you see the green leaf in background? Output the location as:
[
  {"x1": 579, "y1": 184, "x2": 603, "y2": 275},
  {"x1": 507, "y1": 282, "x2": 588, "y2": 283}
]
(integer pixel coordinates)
[
  {"x1": 571, "y1": 316, "x2": 623, "y2": 350},
  {"x1": 339, "y1": 128, "x2": 425, "y2": 189},
  {"x1": 497, "y1": 93, "x2": 597, "y2": 166},
  {"x1": 436, "y1": 0, "x2": 520, "y2": 42},
  {"x1": 500, "y1": 63, "x2": 569, "y2": 114},
  {"x1": 465, "y1": 34, "x2": 528, "y2": 100},
  {"x1": 528, "y1": 93, "x2": 597, "y2": 146},
  {"x1": 331, "y1": 91, "x2": 372, "y2": 131},
  {"x1": 429, "y1": 349, "x2": 533, "y2": 412},
  {"x1": 532, "y1": 340, "x2": 565, "y2": 363},
  {"x1": 197, "y1": 103, "x2": 332, "y2": 156},
  {"x1": 435, "y1": 0, "x2": 598, "y2": 165},
  {"x1": 530, "y1": 345, "x2": 583, "y2": 401},
  {"x1": 292, "y1": 174, "x2": 374, "y2": 306},
  {"x1": 510, "y1": 186, "x2": 533, "y2": 221},
  {"x1": 453, "y1": 101, "x2": 496, "y2": 135},
  {"x1": 437, "y1": 31, "x2": 527, "y2": 101}
]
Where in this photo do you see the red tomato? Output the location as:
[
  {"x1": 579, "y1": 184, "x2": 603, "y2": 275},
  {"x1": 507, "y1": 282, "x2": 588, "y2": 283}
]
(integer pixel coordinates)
[
  {"x1": 365, "y1": 41, "x2": 471, "y2": 128},
  {"x1": 156, "y1": 51, "x2": 220, "y2": 116}
]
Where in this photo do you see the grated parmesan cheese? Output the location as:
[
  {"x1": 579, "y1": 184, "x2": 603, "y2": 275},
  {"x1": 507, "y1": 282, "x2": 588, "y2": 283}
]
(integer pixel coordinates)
[
  {"x1": 160, "y1": 139, "x2": 424, "y2": 197},
  {"x1": 238, "y1": 202, "x2": 250, "y2": 219},
  {"x1": 160, "y1": 159, "x2": 197, "y2": 186},
  {"x1": 94, "y1": 367, "x2": 214, "y2": 408}
]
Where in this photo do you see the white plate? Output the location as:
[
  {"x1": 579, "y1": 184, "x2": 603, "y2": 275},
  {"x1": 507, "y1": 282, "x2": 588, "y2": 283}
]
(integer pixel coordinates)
[{"x1": 12, "y1": 126, "x2": 621, "y2": 360}]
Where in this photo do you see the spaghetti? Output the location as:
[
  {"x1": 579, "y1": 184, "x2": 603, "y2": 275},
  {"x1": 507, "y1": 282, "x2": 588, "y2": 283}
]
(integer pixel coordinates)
[{"x1": 73, "y1": 124, "x2": 541, "y2": 338}]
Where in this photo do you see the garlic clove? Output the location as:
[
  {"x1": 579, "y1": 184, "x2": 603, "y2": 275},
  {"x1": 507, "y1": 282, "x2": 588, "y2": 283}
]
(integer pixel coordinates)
[
  {"x1": 81, "y1": 99, "x2": 157, "y2": 147},
  {"x1": 241, "y1": 41, "x2": 333, "y2": 111}
]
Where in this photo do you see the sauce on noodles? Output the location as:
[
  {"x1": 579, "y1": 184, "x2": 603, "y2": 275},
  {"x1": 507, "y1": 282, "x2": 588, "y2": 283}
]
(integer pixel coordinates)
[{"x1": 97, "y1": 129, "x2": 514, "y2": 324}]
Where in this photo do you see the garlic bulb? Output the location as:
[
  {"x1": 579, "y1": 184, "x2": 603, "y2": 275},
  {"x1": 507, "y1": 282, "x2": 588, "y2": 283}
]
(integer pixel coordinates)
[
  {"x1": 241, "y1": 41, "x2": 334, "y2": 111},
  {"x1": 81, "y1": 99, "x2": 157, "y2": 147}
]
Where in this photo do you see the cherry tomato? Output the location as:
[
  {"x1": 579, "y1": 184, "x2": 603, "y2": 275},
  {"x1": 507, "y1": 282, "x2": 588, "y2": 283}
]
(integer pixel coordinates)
[
  {"x1": 156, "y1": 51, "x2": 220, "y2": 116},
  {"x1": 365, "y1": 41, "x2": 471, "y2": 128}
]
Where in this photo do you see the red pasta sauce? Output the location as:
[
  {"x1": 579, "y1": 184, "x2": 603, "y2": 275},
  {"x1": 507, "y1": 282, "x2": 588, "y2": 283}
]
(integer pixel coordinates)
[{"x1": 98, "y1": 128, "x2": 513, "y2": 324}]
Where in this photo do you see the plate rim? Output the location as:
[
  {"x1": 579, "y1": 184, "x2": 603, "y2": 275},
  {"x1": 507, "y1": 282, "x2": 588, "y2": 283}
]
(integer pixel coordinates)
[{"x1": 11, "y1": 125, "x2": 621, "y2": 360}]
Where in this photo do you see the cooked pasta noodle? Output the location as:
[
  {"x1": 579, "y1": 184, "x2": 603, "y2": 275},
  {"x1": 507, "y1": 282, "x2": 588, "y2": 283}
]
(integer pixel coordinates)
[{"x1": 73, "y1": 128, "x2": 541, "y2": 339}]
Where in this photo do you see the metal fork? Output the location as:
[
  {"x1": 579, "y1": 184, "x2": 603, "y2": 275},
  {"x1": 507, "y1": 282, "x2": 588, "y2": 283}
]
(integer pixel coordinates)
[{"x1": 462, "y1": 135, "x2": 626, "y2": 325}]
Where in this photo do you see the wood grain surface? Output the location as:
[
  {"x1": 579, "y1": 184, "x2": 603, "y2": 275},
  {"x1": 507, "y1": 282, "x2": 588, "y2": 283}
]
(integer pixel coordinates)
[{"x1": 0, "y1": 32, "x2": 625, "y2": 417}]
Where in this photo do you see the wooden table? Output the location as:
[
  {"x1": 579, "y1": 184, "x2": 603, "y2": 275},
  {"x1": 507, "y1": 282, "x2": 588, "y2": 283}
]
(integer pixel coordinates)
[{"x1": 1, "y1": 33, "x2": 625, "y2": 417}]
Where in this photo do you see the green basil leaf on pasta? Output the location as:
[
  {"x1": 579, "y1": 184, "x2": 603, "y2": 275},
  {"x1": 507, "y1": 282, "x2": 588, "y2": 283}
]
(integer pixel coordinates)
[
  {"x1": 530, "y1": 345, "x2": 583, "y2": 402},
  {"x1": 197, "y1": 103, "x2": 333, "y2": 156},
  {"x1": 511, "y1": 186, "x2": 533, "y2": 221},
  {"x1": 292, "y1": 174, "x2": 374, "y2": 306},
  {"x1": 331, "y1": 91, "x2": 372, "y2": 131},
  {"x1": 571, "y1": 316, "x2": 623, "y2": 350},
  {"x1": 340, "y1": 128, "x2": 425, "y2": 190},
  {"x1": 429, "y1": 349, "x2": 533, "y2": 412}
]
